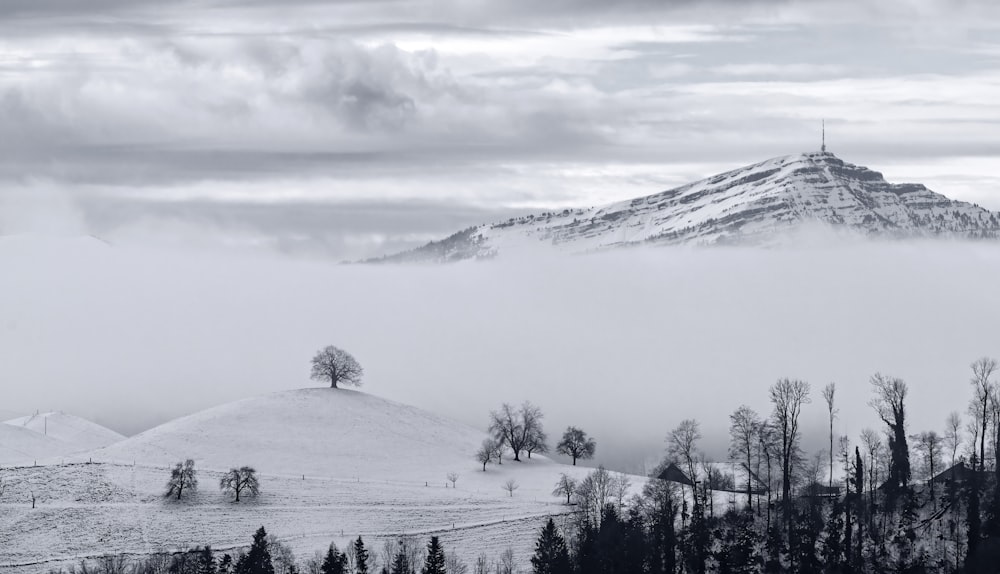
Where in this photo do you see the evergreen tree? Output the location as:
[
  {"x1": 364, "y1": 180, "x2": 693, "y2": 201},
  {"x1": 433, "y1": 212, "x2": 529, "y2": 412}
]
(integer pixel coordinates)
[
  {"x1": 198, "y1": 546, "x2": 217, "y2": 574},
  {"x1": 236, "y1": 527, "x2": 275, "y2": 574},
  {"x1": 422, "y1": 537, "x2": 447, "y2": 574},
  {"x1": 389, "y1": 550, "x2": 411, "y2": 574},
  {"x1": 354, "y1": 537, "x2": 370, "y2": 574},
  {"x1": 622, "y1": 507, "x2": 647, "y2": 574},
  {"x1": 531, "y1": 519, "x2": 572, "y2": 574},
  {"x1": 321, "y1": 544, "x2": 345, "y2": 574},
  {"x1": 595, "y1": 505, "x2": 628, "y2": 574},
  {"x1": 218, "y1": 554, "x2": 233, "y2": 574},
  {"x1": 716, "y1": 510, "x2": 760, "y2": 574},
  {"x1": 573, "y1": 520, "x2": 599, "y2": 574}
]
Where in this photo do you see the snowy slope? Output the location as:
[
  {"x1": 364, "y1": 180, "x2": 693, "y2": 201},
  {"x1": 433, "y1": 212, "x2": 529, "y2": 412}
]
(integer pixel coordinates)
[
  {"x1": 4, "y1": 412, "x2": 125, "y2": 452},
  {"x1": 1, "y1": 389, "x2": 630, "y2": 572},
  {"x1": 85, "y1": 388, "x2": 489, "y2": 480},
  {"x1": 378, "y1": 152, "x2": 1000, "y2": 262},
  {"x1": 0, "y1": 424, "x2": 77, "y2": 467}
]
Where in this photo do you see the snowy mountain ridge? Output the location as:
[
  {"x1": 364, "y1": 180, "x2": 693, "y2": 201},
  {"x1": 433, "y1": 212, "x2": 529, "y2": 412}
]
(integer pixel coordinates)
[{"x1": 376, "y1": 152, "x2": 1000, "y2": 262}]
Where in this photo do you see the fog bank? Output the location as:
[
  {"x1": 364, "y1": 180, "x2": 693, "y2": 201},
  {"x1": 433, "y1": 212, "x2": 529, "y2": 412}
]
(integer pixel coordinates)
[{"x1": 2, "y1": 236, "x2": 999, "y2": 472}]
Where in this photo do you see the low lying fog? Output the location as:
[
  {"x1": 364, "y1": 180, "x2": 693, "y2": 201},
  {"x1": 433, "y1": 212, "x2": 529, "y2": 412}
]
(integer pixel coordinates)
[{"x1": 3, "y1": 235, "x2": 999, "y2": 473}]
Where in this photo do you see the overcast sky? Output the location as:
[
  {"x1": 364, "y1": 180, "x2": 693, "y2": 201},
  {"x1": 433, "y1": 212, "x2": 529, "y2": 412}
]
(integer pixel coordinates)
[{"x1": 2, "y1": 0, "x2": 999, "y2": 259}]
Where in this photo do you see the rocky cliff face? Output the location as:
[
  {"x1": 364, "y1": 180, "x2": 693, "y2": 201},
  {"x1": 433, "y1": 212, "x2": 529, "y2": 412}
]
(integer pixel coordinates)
[{"x1": 376, "y1": 152, "x2": 1000, "y2": 262}]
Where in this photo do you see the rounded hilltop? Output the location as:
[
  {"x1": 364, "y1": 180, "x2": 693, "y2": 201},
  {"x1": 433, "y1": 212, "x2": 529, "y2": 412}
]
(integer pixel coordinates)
[{"x1": 84, "y1": 388, "x2": 489, "y2": 480}]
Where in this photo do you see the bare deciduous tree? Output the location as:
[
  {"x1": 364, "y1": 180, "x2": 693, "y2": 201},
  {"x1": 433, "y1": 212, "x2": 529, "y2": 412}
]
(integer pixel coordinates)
[
  {"x1": 165, "y1": 459, "x2": 198, "y2": 500},
  {"x1": 310, "y1": 345, "x2": 364, "y2": 388},
  {"x1": 502, "y1": 479, "x2": 519, "y2": 497},
  {"x1": 555, "y1": 427, "x2": 596, "y2": 466},
  {"x1": 822, "y1": 382, "x2": 838, "y2": 489},
  {"x1": 476, "y1": 439, "x2": 495, "y2": 471},
  {"x1": 488, "y1": 402, "x2": 545, "y2": 462},
  {"x1": 552, "y1": 473, "x2": 578, "y2": 505},
  {"x1": 770, "y1": 377, "x2": 810, "y2": 539},
  {"x1": 912, "y1": 430, "x2": 943, "y2": 506},
  {"x1": 575, "y1": 466, "x2": 615, "y2": 525},
  {"x1": 446, "y1": 472, "x2": 459, "y2": 488},
  {"x1": 219, "y1": 466, "x2": 259, "y2": 502},
  {"x1": 612, "y1": 471, "x2": 632, "y2": 509},
  {"x1": 945, "y1": 411, "x2": 962, "y2": 468},
  {"x1": 860, "y1": 427, "x2": 883, "y2": 505},
  {"x1": 667, "y1": 419, "x2": 702, "y2": 484},
  {"x1": 525, "y1": 427, "x2": 549, "y2": 459},
  {"x1": 729, "y1": 405, "x2": 761, "y2": 508},
  {"x1": 969, "y1": 357, "x2": 997, "y2": 472},
  {"x1": 870, "y1": 373, "x2": 910, "y2": 491}
]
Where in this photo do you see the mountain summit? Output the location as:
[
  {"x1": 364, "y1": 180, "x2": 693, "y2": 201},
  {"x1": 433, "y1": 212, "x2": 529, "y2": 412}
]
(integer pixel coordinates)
[{"x1": 377, "y1": 152, "x2": 1000, "y2": 262}]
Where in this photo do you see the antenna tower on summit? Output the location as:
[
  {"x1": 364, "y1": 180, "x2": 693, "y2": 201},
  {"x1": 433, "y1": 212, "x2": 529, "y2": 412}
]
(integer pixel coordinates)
[{"x1": 821, "y1": 120, "x2": 826, "y2": 153}]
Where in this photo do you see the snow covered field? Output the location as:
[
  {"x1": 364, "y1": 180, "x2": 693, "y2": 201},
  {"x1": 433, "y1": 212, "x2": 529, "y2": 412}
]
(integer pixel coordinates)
[{"x1": 0, "y1": 390, "x2": 621, "y2": 572}]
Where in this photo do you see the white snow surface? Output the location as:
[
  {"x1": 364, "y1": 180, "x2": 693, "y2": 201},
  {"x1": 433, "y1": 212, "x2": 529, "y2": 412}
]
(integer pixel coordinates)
[
  {"x1": 1, "y1": 389, "x2": 630, "y2": 572},
  {"x1": 382, "y1": 152, "x2": 1000, "y2": 262},
  {"x1": 0, "y1": 425, "x2": 77, "y2": 467},
  {"x1": 85, "y1": 388, "x2": 488, "y2": 479},
  {"x1": 3, "y1": 412, "x2": 125, "y2": 453}
]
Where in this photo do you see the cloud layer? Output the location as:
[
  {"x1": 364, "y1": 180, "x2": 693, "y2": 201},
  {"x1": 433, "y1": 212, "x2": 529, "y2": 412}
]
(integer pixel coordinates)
[{"x1": 1, "y1": 0, "x2": 999, "y2": 258}]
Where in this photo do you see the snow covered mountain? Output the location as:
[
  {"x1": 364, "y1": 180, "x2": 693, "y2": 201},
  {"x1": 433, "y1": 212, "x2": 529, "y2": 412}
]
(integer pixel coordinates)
[{"x1": 376, "y1": 152, "x2": 1000, "y2": 262}]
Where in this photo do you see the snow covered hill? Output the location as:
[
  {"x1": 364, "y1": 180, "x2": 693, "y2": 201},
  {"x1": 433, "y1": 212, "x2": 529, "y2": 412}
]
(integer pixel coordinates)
[
  {"x1": 0, "y1": 424, "x2": 77, "y2": 467},
  {"x1": 0, "y1": 390, "x2": 629, "y2": 572},
  {"x1": 376, "y1": 152, "x2": 1000, "y2": 262},
  {"x1": 84, "y1": 388, "x2": 488, "y2": 480},
  {"x1": 4, "y1": 412, "x2": 125, "y2": 453}
]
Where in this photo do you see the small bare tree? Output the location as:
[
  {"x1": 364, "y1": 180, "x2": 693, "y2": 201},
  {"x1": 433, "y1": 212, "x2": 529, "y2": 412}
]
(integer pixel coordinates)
[
  {"x1": 476, "y1": 439, "x2": 495, "y2": 471},
  {"x1": 502, "y1": 479, "x2": 519, "y2": 497},
  {"x1": 556, "y1": 427, "x2": 596, "y2": 466},
  {"x1": 219, "y1": 466, "x2": 259, "y2": 502},
  {"x1": 447, "y1": 472, "x2": 459, "y2": 488},
  {"x1": 552, "y1": 473, "x2": 578, "y2": 505},
  {"x1": 165, "y1": 459, "x2": 198, "y2": 500},
  {"x1": 310, "y1": 345, "x2": 364, "y2": 388},
  {"x1": 498, "y1": 548, "x2": 516, "y2": 574},
  {"x1": 822, "y1": 382, "x2": 838, "y2": 489},
  {"x1": 945, "y1": 411, "x2": 962, "y2": 468},
  {"x1": 612, "y1": 471, "x2": 632, "y2": 509},
  {"x1": 668, "y1": 419, "x2": 702, "y2": 484},
  {"x1": 525, "y1": 427, "x2": 549, "y2": 459}
]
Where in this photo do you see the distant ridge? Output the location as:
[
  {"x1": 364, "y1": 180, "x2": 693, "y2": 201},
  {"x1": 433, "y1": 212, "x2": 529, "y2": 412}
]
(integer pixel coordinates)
[
  {"x1": 4, "y1": 412, "x2": 125, "y2": 452},
  {"x1": 373, "y1": 152, "x2": 1000, "y2": 262}
]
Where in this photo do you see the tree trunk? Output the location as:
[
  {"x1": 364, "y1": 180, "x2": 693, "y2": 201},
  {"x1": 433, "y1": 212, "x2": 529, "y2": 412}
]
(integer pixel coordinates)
[
  {"x1": 331, "y1": 375, "x2": 338, "y2": 389},
  {"x1": 572, "y1": 456, "x2": 577, "y2": 466}
]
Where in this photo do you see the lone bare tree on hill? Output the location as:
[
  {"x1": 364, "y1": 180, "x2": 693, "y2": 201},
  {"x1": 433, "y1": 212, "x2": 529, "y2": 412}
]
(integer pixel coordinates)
[
  {"x1": 556, "y1": 427, "x2": 596, "y2": 466},
  {"x1": 220, "y1": 466, "x2": 259, "y2": 502},
  {"x1": 165, "y1": 459, "x2": 198, "y2": 500},
  {"x1": 311, "y1": 345, "x2": 364, "y2": 388}
]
